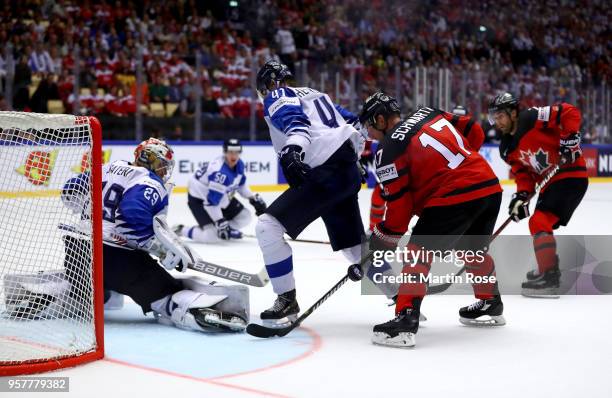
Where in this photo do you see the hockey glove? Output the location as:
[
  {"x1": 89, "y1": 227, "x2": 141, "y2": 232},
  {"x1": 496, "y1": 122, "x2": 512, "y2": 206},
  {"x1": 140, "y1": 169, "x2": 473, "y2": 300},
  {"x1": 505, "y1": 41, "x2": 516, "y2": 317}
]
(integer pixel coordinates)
[
  {"x1": 216, "y1": 218, "x2": 231, "y2": 240},
  {"x1": 508, "y1": 191, "x2": 531, "y2": 222},
  {"x1": 161, "y1": 250, "x2": 188, "y2": 272},
  {"x1": 280, "y1": 145, "x2": 311, "y2": 187},
  {"x1": 370, "y1": 222, "x2": 402, "y2": 251},
  {"x1": 249, "y1": 194, "x2": 267, "y2": 216},
  {"x1": 559, "y1": 133, "x2": 582, "y2": 165}
]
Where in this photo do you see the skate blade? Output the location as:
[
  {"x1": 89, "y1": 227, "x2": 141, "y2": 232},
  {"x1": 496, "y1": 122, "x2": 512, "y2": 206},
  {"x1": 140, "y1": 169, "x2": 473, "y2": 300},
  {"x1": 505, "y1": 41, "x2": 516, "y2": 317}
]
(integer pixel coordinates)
[
  {"x1": 372, "y1": 332, "x2": 416, "y2": 348},
  {"x1": 204, "y1": 313, "x2": 247, "y2": 332},
  {"x1": 522, "y1": 288, "x2": 560, "y2": 299},
  {"x1": 261, "y1": 314, "x2": 297, "y2": 329},
  {"x1": 459, "y1": 315, "x2": 506, "y2": 327}
]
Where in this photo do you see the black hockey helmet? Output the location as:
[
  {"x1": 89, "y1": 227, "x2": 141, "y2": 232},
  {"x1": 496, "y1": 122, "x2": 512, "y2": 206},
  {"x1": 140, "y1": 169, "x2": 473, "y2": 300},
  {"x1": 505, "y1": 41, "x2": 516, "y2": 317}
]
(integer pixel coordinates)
[
  {"x1": 452, "y1": 105, "x2": 468, "y2": 116},
  {"x1": 488, "y1": 92, "x2": 520, "y2": 125},
  {"x1": 256, "y1": 60, "x2": 293, "y2": 97},
  {"x1": 223, "y1": 138, "x2": 242, "y2": 153},
  {"x1": 358, "y1": 91, "x2": 401, "y2": 127}
]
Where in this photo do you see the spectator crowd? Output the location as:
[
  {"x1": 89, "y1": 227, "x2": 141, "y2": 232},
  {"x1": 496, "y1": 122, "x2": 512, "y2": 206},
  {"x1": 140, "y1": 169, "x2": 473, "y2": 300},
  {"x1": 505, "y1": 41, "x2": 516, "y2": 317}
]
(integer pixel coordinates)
[{"x1": 0, "y1": 0, "x2": 609, "y2": 140}]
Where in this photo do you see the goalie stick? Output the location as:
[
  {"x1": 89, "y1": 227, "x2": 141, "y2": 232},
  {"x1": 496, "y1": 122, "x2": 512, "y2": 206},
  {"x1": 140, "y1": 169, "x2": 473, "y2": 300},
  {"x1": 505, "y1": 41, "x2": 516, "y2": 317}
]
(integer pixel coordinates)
[
  {"x1": 189, "y1": 259, "x2": 269, "y2": 287},
  {"x1": 57, "y1": 223, "x2": 269, "y2": 287},
  {"x1": 427, "y1": 163, "x2": 561, "y2": 295},
  {"x1": 246, "y1": 252, "x2": 374, "y2": 338}
]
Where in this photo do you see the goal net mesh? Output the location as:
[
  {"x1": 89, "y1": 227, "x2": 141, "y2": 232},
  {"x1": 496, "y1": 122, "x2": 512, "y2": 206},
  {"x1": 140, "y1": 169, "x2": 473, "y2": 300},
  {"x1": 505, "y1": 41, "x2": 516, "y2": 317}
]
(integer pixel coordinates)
[{"x1": 0, "y1": 112, "x2": 99, "y2": 366}]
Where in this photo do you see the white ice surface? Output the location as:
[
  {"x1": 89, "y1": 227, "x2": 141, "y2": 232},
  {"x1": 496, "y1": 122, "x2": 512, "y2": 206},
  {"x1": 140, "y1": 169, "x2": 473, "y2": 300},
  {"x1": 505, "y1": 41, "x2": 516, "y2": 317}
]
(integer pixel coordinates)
[{"x1": 3, "y1": 183, "x2": 612, "y2": 398}]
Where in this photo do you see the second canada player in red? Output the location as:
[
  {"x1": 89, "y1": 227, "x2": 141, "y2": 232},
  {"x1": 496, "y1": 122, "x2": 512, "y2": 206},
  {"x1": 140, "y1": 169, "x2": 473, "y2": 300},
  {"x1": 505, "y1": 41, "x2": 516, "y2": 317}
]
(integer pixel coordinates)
[
  {"x1": 489, "y1": 93, "x2": 588, "y2": 298},
  {"x1": 360, "y1": 92, "x2": 505, "y2": 348}
]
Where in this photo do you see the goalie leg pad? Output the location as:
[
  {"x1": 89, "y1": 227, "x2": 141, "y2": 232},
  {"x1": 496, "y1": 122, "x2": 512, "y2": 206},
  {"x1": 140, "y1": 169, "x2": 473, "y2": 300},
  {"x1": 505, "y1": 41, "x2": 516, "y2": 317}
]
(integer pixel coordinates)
[
  {"x1": 152, "y1": 290, "x2": 229, "y2": 332},
  {"x1": 152, "y1": 277, "x2": 249, "y2": 332},
  {"x1": 3, "y1": 271, "x2": 74, "y2": 320},
  {"x1": 181, "y1": 276, "x2": 250, "y2": 324},
  {"x1": 104, "y1": 290, "x2": 124, "y2": 310}
]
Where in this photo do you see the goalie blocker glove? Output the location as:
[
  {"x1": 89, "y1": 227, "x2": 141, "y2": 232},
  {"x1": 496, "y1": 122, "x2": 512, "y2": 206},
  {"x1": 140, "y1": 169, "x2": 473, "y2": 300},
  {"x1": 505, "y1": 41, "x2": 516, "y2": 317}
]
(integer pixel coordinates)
[
  {"x1": 152, "y1": 216, "x2": 195, "y2": 272},
  {"x1": 279, "y1": 145, "x2": 311, "y2": 187},
  {"x1": 508, "y1": 191, "x2": 530, "y2": 222}
]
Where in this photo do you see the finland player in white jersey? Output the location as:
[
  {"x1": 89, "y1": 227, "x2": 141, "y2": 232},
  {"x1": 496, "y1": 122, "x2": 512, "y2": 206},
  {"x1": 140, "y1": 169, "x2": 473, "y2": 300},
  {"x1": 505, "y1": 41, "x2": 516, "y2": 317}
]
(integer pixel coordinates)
[
  {"x1": 254, "y1": 60, "x2": 367, "y2": 326},
  {"x1": 174, "y1": 138, "x2": 267, "y2": 243},
  {"x1": 58, "y1": 138, "x2": 249, "y2": 332}
]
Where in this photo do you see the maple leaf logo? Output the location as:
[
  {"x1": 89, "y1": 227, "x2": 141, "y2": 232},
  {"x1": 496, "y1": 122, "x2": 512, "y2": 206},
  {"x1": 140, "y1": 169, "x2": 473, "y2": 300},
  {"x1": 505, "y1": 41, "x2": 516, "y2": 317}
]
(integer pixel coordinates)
[{"x1": 519, "y1": 148, "x2": 551, "y2": 175}]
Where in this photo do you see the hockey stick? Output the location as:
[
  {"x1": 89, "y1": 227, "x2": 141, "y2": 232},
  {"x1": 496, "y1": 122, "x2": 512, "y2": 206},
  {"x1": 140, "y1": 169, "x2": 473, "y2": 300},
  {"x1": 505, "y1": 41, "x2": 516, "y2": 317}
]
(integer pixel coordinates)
[
  {"x1": 243, "y1": 233, "x2": 330, "y2": 245},
  {"x1": 57, "y1": 223, "x2": 270, "y2": 287},
  {"x1": 246, "y1": 251, "x2": 374, "y2": 338},
  {"x1": 427, "y1": 164, "x2": 561, "y2": 295},
  {"x1": 189, "y1": 260, "x2": 269, "y2": 287}
]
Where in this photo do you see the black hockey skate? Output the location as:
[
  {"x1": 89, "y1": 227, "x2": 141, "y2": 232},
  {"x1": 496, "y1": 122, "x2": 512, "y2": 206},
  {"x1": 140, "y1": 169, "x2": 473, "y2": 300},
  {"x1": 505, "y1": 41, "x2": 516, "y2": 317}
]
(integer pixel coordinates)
[
  {"x1": 260, "y1": 289, "x2": 300, "y2": 328},
  {"x1": 390, "y1": 295, "x2": 427, "y2": 321},
  {"x1": 459, "y1": 296, "x2": 506, "y2": 326},
  {"x1": 525, "y1": 256, "x2": 559, "y2": 281},
  {"x1": 522, "y1": 265, "x2": 561, "y2": 298},
  {"x1": 372, "y1": 307, "x2": 420, "y2": 348}
]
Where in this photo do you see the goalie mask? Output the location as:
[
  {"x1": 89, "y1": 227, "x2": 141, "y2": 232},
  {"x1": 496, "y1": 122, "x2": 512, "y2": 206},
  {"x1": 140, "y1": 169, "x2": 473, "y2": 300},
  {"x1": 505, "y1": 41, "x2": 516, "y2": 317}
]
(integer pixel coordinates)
[{"x1": 134, "y1": 138, "x2": 175, "y2": 183}]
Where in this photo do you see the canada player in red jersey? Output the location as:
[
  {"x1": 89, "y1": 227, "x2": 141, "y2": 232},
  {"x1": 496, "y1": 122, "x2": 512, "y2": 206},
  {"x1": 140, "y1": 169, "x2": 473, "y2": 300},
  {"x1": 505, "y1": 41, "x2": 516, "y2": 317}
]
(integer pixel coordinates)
[
  {"x1": 360, "y1": 92, "x2": 505, "y2": 348},
  {"x1": 488, "y1": 93, "x2": 588, "y2": 297},
  {"x1": 363, "y1": 105, "x2": 485, "y2": 233}
]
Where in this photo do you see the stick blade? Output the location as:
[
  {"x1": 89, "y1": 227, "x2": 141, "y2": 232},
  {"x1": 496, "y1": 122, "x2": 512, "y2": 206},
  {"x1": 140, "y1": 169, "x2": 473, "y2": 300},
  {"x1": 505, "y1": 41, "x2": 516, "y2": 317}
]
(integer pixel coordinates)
[{"x1": 246, "y1": 323, "x2": 288, "y2": 338}]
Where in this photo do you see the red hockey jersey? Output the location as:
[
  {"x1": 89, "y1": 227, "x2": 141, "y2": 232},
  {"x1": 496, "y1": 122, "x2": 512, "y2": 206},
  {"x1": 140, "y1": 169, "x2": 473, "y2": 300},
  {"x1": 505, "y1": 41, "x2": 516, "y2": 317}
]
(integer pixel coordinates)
[
  {"x1": 500, "y1": 103, "x2": 587, "y2": 193},
  {"x1": 375, "y1": 107, "x2": 501, "y2": 234},
  {"x1": 447, "y1": 111, "x2": 485, "y2": 151}
]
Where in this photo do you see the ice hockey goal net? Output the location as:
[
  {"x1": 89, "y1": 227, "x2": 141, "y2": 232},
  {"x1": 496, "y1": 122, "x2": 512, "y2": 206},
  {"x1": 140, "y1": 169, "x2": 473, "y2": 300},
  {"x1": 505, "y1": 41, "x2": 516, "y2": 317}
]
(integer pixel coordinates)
[{"x1": 0, "y1": 112, "x2": 103, "y2": 375}]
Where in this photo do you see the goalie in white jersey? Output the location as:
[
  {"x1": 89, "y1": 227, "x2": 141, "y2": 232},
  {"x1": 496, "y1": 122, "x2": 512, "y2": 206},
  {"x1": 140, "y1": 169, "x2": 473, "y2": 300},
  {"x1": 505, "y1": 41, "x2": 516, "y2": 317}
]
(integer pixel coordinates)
[
  {"x1": 174, "y1": 138, "x2": 267, "y2": 243},
  {"x1": 51, "y1": 138, "x2": 249, "y2": 332},
  {"x1": 254, "y1": 60, "x2": 367, "y2": 326}
]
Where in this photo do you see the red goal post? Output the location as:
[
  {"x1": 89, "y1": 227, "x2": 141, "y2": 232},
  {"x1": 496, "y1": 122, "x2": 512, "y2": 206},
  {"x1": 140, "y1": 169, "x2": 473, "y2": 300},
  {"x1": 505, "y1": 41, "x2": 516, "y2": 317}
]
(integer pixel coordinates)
[{"x1": 0, "y1": 112, "x2": 104, "y2": 375}]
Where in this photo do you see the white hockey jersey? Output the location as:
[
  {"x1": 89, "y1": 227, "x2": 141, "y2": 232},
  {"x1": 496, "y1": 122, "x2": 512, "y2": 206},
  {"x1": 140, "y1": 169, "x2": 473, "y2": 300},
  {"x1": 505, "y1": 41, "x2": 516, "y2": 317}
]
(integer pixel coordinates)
[
  {"x1": 262, "y1": 86, "x2": 365, "y2": 167},
  {"x1": 101, "y1": 160, "x2": 169, "y2": 249}
]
